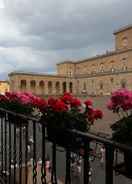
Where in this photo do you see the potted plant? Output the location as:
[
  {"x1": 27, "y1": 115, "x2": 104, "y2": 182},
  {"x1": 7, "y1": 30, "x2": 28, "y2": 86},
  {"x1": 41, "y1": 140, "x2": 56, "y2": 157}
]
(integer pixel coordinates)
[
  {"x1": 0, "y1": 92, "x2": 46, "y2": 126},
  {"x1": 44, "y1": 92, "x2": 103, "y2": 149},
  {"x1": 107, "y1": 89, "x2": 132, "y2": 173}
]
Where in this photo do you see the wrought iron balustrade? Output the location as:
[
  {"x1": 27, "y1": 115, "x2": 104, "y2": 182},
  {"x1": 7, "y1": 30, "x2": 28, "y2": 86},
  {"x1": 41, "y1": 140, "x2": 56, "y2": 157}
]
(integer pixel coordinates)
[{"x1": 0, "y1": 108, "x2": 132, "y2": 184}]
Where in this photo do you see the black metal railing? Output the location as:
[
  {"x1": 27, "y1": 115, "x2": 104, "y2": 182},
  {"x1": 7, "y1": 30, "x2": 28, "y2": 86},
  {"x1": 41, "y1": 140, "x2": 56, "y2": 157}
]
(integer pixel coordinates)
[{"x1": 0, "y1": 108, "x2": 132, "y2": 184}]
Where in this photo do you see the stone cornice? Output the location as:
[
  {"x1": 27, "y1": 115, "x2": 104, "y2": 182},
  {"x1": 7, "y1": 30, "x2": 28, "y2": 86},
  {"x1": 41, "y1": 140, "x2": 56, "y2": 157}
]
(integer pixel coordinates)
[
  {"x1": 8, "y1": 72, "x2": 66, "y2": 78},
  {"x1": 75, "y1": 69, "x2": 132, "y2": 79},
  {"x1": 0, "y1": 80, "x2": 9, "y2": 83},
  {"x1": 57, "y1": 61, "x2": 74, "y2": 65},
  {"x1": 57, "y1": 48, "x2": 132, "y2": 66},
  {"x1": 8, "y1": 72, "x2": 75, "y2": 79},
  {"x1": 75, "y1": 48, "x2": 132, "y2": 64},
  {"x1": 113, "y1": 25, "x2": 132, "y2": 35}
]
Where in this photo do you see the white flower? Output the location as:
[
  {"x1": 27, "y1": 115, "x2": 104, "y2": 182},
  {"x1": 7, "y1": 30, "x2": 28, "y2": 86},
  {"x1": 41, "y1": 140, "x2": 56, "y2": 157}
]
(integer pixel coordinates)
[
  {"x1": 32, "y1": 107, "x2": 42, "y2": 118},
  {"x1": 80, "y1": 103, "x2": 86, "y2": 113}
]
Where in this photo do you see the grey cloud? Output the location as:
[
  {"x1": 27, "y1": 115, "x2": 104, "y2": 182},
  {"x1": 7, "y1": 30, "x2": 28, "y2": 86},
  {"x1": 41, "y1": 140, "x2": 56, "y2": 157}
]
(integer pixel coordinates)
[{"x1": 0, "y1": 0, "x2": 132, "y2": 78}]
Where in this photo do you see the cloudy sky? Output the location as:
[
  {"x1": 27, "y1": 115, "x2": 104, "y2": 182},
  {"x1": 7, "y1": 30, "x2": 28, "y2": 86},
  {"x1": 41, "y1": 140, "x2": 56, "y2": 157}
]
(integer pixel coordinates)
[{"x1": 0, "y1": 0, "x2": 132, "y2": 79}]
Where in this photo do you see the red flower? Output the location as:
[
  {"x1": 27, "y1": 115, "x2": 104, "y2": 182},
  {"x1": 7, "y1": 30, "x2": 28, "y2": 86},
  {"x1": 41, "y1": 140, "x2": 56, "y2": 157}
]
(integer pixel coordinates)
[
  {"x1": 5, "y1": 92, "x2": 18, "y2": 101},
  {"x1": 48, "y1": 97, "x2": 57, "y2": 107},
  {"x1": 84, "y1": 99, "x2": 93, "y2": 107},
  {"x1": 0, "y1": 94, "x2": 8, "y2": 102},
  {"x1": 61, "y1": 92, "x2": 73, "y2": 104},
  {"x1": 94, "y1": 109, "x2": 103, "y2": 119},
  {"x1": 87, "y1": 108, "x2": 103, "y2": 124},
  {"x1": 53, "y1": 99, "x2": 68, "y2": 112},
  {"x1": 87, "y1": 108, "x2": 95, "y2": 124},
  {"x1": 32, "y1": 97, "x2": 47, "y2": 110},
  {"x1": 71, "y1": 98, "x2": 81, "y2": 107}
]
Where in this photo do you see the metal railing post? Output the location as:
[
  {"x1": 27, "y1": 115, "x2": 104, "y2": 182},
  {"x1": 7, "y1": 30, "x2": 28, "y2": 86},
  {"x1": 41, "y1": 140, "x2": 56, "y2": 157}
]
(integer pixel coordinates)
[{"x1": 105, "y1": 145, "x2": 114, "y2": 184}]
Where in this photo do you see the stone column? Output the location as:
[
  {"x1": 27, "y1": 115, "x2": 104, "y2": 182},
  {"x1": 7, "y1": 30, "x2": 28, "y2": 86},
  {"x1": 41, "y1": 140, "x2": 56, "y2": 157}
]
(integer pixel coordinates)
[
  {"x1": 72, "y1": 81, "x2": 76, "y2": 95},
  {"x1": 66, "y1": 82, "x2": 70, "y2": 93},
  {"x1": 52, "y1": 81, "x2": 56, "y2": 95},
  {"x1": 36, "y1": 81, "x2": 40, "y2": 95},
  {"x1": 26, "y1": 80, "x2": 31, "y2": 93}
]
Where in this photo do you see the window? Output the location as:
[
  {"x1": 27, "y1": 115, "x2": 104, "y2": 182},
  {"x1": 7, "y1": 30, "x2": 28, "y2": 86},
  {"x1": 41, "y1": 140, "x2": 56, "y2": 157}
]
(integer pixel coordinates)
[
  {"x1": 99, "y1": 82, "x2": 103, "y2": 90},
  {"x1": 122, "y1": 37, "x2": 128, "y2": 47},
  {"x1": 83, "y1": 82, "x2": 86, "y2": 90},
  {"x1": 121, "y1": 79, "x2": 127, "y2": 88},
  {"x1": 69, "y1": 82, "x2": 73, "y2": 93},
  {"x1": 122, "y1": 58, "x2": 127, "y2": 71},
  {"x1": 110, "y1": 61, "x2": 116, "y2": 72},
  {"x1": 91, "y1": 64, "x2": 96, "y2": 74},
  {"x1": 110, "y1": 78, "x2": 114, "y2": 83},
  {"x1": 99, "y1": 63, "x2": 104, "y2": 72},
  {"x1": 62, "y1": 82, "x2": 66, "y2": 93},
  {"x1": 30, "y1": 80, "x2": 36, "y2": 89},
  {"x1": 20, "y1": 80, "x2": 26, "y2": 89}
]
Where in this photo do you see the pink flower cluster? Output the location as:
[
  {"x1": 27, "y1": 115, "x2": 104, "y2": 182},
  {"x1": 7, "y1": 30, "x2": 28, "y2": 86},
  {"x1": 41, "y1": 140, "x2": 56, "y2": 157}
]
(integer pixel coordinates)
[
  {"x1": 107, "y1": 89, "x2": 132, "y2": 112},
  {"x1": 0, "y1": 92, "x2": 47, "y2": 112}
]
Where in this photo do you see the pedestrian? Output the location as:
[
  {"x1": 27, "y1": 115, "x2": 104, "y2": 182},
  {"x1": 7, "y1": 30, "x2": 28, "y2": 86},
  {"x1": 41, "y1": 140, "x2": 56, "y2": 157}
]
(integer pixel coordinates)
[
  {"x1": 88, "y1": 167, "x2": 93, "y2": 183},
  {"x1": 76, "y1": 161, "x2": 81, "y2": 175}
]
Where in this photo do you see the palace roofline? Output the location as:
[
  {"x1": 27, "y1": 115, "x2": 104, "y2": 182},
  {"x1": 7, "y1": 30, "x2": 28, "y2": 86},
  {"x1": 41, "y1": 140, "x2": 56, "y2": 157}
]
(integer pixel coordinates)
[
  {"x1": 76, "y1": 48, "x2": 132, "y2": 63},
  {"x1": 0, "y1": 80, "x2": 9, "y2": 83},
  {"x1": 57, "y1": 61, "x2": 74, "y2": 65},
  {"x1": 113, "y1": 24, "x2": 132, "y2": 35},
  {"x1": 58, "y1": 48, "x2": 132, "y2": 65},
  {"x1": 8, "y1": 71, "x2": 69, "y2": 78}
]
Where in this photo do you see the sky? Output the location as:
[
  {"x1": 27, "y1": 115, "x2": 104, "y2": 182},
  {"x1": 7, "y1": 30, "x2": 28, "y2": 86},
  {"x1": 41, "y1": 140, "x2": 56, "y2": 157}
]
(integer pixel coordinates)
[{"x1": 0, "y1": 0, "x2": 132, "y2": 79}]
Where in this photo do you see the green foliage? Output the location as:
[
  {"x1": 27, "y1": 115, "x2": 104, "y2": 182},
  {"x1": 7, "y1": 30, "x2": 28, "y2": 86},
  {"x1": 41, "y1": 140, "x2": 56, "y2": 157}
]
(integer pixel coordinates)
[
  {"x1": 45, "y1": 107, "x2": 89, "y2": 132},
  {"x1": 0, "y1": 101, "x2": 32, "y2": 115},
  {"x1": 111, "y1": 115, "x2": 132, "y2": 144}
]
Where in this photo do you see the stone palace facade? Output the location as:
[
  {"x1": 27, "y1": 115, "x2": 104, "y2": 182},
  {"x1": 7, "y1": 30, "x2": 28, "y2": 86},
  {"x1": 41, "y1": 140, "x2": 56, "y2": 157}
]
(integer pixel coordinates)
[{"x1": 9, "y1": 25, "x2": 132, "y2": 96}]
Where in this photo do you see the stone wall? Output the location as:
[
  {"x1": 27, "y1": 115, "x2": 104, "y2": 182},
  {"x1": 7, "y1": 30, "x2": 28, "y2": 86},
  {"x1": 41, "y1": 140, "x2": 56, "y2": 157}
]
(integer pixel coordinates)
[{"x1": 9, "y1": 73, "x2": 75, "y2": 96}]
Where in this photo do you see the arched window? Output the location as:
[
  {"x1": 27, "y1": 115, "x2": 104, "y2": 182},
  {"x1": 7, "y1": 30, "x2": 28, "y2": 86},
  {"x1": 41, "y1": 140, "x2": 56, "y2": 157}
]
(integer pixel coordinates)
[
  {"x1": 56, "y1": 81, "x2": 60, "y2": 94},
  {"x1": 99, "y1": 82, "x2": 103, "y2": 90},
  {"x1": 83, "y1": 82, "x2": 86, "y2": 90},
  {"x1": 39, "y1": 81, "x2": 45, "y2": 94},
  {"x1": 99, "y1": 63, "x2": 104, "y2": 72},
  {"x1": 110, "y1": 78, "x2": 114, "y2": 83},
  {"x1": 20, "y1": 80, "x2": 26, "y2": 90},
  {"x1": 121, "y1": 79, "x2": 127, "y2": 88},
  {"x1": 69, "y1": 82, "x2": 73, "y2": 93},
  {"x1": 91, "y1": 64, "x2": 96, "y2": 74},
  {"x1": 122, "y1": 58, "x2": 127, "y2": 71},
  {"x1": 30, "y1": 80, "x2": 36, "y2": 90},
  {"x1": 48, "y1": 81, "x2": 52, "y2": 94},
  {"x1": 62, "y1": 82, "x2": 66, "y2": 93},
  {"x1": 122, "y1": 37, "x2": 128, "y2": 47},
  {"x1": 110, "y1": 61, "x2": 116, "y2": 72}
]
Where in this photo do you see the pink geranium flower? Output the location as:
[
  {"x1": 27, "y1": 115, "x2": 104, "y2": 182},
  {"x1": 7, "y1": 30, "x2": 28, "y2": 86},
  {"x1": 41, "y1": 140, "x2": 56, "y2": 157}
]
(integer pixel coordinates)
[{"x1": 107, "y1": 88, "x2": 132, "y2": 117}]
